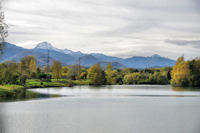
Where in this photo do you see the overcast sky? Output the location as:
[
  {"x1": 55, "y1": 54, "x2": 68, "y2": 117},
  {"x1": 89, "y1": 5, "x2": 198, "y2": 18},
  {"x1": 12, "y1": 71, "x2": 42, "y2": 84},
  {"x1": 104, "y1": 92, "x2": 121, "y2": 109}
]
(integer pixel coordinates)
[{"x1": 2, "y1": 0, "x2": 200, "y2": 59}]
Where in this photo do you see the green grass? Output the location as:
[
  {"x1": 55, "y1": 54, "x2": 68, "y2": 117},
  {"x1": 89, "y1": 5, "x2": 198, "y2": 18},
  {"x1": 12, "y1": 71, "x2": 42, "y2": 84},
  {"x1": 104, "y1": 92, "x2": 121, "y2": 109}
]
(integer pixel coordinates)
[
  {"x1": 0, "y1": 85, "x2": 24, "y2": 90},
  {"x1": 25, "y1": 79, "x2": 91, "y2": 88},
  {"x1": 0, "y1": 79, "x2": 90, "y2": 101},
  {"x1": 0, "y1": 85, "x2": 24, "y2": 99},
  {"x1": 0, "y1": 84, "x2": 59, "y2": 102},
  {"x1": 25, "y1": 79, "x2": 74, "y2": 88},
  {"x1": 72, "y1": 80, "x2": 90, "y2": 85}
]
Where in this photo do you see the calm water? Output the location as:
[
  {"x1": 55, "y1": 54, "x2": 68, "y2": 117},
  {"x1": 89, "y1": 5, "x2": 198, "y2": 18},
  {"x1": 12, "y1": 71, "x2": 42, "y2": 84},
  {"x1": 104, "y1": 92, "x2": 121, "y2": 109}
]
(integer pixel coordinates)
[{"x1": 0, "y1": 85, "x2": 200, "y2": 133}]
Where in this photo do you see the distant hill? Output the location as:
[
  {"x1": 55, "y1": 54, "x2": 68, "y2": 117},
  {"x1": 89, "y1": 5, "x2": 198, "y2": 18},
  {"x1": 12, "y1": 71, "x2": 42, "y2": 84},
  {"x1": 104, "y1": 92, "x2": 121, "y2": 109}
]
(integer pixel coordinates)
[
  {"x1": 98, "y1": 61, "x2": 126, "y2": 69},
  {"x1": 123, "y1": 54, "x2": 175, "y2": 69},
  {"x1": 0, "y1": 42, "x2": 176, "y2": 69},
  {"x1": 79, "y1": 55, "x2": 100, "y2": 67}
]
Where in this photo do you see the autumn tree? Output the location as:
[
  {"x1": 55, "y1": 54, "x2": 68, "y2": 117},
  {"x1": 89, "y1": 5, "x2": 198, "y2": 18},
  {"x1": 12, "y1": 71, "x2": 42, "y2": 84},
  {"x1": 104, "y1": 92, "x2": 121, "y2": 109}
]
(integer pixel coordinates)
[
  {"x1": 105, "y1": 63, "x2": 113, "y2": 84},
  {"x1": 66, "y1": 65, "x2": 79, "y2": 80},
  {"x1": 171, "y1": 56, "x2": 190, "y2": 87},
  {"x1": 87, "y1": 64, "x2": 106, "y2": 85},
  {"x1": 62, "y1": 66, "x2": 69, "y2": 73},
  {"x1": 20, "y1": 56, "x2": 37, "y2": 75},
  {"x1": 52, "y1": 60, "x2": 62, "y2": 79},
  {"x1": 80, "y1": 72, "x2": 87, "y2": 80},
  {"x1": 105, "y1": 64, "x2": 123, "y2": 85},
  {"x1": 110, "y1": 70, "x2": 123, "y2": 85},
  {"x1": 123, "y1": 73, "x2": 134, "y2": 84}
]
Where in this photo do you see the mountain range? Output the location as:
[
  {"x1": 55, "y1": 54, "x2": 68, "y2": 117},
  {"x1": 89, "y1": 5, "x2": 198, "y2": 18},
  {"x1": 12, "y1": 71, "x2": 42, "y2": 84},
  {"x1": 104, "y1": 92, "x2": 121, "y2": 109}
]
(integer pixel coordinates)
[{"x1": 0, "y1": 42, "x2": 176, "y2": 69}]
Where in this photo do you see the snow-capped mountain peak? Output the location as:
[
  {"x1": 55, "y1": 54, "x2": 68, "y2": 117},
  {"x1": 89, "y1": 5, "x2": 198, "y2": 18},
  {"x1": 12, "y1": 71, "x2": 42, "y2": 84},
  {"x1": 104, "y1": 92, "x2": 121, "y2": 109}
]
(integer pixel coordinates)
[
  {"x1": 63, "y1": 49, "x2": 73, "y2": 54},
  {"x1": 151, "y1": 54, "x2": 161, "y2": 58},
  {"x1": 35, "y1": 42, "x2": 53, "y2": 49},
  {"x1": 34, "y1": 42, "x2": 83, "y2": 56},
  {"x1": 34, "y1": 42, "x2": 63, "y2": 52}
]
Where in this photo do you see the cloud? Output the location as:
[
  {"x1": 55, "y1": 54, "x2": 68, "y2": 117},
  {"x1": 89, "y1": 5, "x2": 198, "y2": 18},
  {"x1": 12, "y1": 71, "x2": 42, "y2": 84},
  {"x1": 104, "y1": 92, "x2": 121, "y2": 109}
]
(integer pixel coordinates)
[
  {"x1": 165, "y1": 39, "x2": 200, "y2": 48},
  {"x1": 2, "y1": 0, "x2": 200, "y2": 59}
]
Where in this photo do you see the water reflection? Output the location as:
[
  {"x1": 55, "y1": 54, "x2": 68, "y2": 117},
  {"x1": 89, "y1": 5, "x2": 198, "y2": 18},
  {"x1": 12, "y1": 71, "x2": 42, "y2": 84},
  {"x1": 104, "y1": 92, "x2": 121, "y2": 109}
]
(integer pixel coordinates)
[
  {"x1": 0, "y1": 90, "x2": 59, "y2": 102},
  {"x1": 173, "y1": 87, "x2": 200, "y2": 91},
  {"x1": 29, "y1": 85, "x2": 200, "y2": 97}
]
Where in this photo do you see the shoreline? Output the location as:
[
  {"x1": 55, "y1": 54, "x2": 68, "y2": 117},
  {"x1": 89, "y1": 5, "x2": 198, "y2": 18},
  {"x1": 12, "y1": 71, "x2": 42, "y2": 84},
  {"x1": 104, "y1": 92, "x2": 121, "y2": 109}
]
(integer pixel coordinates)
[{"x1": 1, "y1": 79, "x2": 199, "y2": 102}]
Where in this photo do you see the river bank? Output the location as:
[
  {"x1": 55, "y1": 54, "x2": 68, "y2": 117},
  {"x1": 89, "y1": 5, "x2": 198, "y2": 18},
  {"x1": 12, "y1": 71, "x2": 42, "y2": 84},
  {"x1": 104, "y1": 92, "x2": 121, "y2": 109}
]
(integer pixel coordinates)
[
  {"x1": 1, "y1": 79, "x2": 200, "y2": 102},
  {"x1": 0, "y1": 79, "x2": 91, "y2": 101}
]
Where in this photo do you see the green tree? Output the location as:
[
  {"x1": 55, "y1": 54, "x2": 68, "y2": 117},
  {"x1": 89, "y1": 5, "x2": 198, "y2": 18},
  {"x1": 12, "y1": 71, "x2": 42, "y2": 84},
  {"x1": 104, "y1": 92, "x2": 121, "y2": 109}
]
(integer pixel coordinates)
[
  {"x1": 0, "y1": 61, "x2": 20, "y2": 84},
  {"x1": 188, "y1": 58, "x2": 200, "y2": 87}
]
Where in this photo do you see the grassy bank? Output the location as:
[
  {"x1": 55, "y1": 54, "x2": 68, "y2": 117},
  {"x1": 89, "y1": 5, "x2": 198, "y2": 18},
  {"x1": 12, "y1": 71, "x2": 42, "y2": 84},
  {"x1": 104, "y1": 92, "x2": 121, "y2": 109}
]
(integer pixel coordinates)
[
  {"x1": 0, "y1": 85, "x2": 39, "y2": 101},
  {"x1": 25, "y1": 79, "x2": 72, "y2": 88},
  {"x1": 25, "y1": 79, "x2": 90, "y2": 88},
  {"x1": 0, "y1": 84, "x2": 60, "y2": 102},
  {"x1": 0, "y1": 79, "x2": 91, "y2": 101},
  {"x1": 25, "y1": 79, "x2": 91, "y2": 88},
  {"x1": 0, "y1": 85, "x2": 24, "y2": 98}
]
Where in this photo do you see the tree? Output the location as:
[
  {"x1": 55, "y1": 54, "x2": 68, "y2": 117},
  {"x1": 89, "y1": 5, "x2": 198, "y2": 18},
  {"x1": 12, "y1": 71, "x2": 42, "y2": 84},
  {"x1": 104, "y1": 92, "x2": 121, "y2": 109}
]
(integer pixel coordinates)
[
  {"x1": 62, "y1": 66, "x2": 69, "y2": 73},
  {"x1": 66, "y1": 65, "x2": 79, "y2": 80},
  {"x1": 80, "y1": 72, "x2": 87, "y2": 80},
  {"x1": 20, "y1": 56, "x2": 37, "y2": 75},
  {"x1": 52, "y1": 60, "x2": 62, "y2": 79},
  {"x1": 123, "y1": 73, "x2": 133, "y2": 84},
  {"x1": 132, "y1": 72, "x2": 142, "y2": 84},
  {"x1": 105, "y1": 63, "x2": 113, "y2": 84},
  {"x1": 87, "y1": 64, "x2": 106, "y2": 85},
  {"x1": 188, "y1": 58, "x2": 200, "y2": 87},
  {"x1": 0, "y1": 2, "x2": 8, "y2": 57},
  {"x1": 171, "y1": 56, "x2": 190, "y2": 87},
  {"x1": 110, "y1": 70, "x2": 123, "y2": 85},
  {"x1": 0, "y1": 61, "x2": 20, "y2": 84}
]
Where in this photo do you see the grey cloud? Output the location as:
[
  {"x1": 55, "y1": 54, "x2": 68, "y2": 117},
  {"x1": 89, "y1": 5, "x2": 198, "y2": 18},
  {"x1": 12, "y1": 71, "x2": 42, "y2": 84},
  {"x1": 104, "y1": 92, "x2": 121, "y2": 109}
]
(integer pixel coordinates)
[
  {"x1": 165, "y1": 40, "x2": 200, "y2": 48},
  {"x1": 95, "y1": 21, "x2": 160, "y2": 37}
]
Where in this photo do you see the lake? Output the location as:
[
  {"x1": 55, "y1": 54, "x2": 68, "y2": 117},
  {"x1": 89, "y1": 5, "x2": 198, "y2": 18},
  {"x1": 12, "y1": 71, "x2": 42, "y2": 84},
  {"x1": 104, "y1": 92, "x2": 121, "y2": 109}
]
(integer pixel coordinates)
[{"x1": 0, "y1": 85, "x2": 200, "y2": 133}]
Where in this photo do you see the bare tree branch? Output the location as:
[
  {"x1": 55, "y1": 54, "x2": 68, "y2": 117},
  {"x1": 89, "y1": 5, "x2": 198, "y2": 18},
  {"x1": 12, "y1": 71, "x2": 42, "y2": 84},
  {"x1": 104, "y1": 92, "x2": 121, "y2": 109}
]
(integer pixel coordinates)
[{"x1": 0, "y1": 1, "x2": 8, "y2": 57}]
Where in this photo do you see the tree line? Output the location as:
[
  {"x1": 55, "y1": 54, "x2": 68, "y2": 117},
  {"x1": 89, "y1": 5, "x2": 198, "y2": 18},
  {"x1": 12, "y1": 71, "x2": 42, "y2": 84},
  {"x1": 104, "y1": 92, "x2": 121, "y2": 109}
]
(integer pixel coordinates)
[
  {"x1": 0, "y1": 55, "x2": 199, "y2": 87},
  {"x1": 0, "y1": 55, "x2": 173, "y2": 86}
]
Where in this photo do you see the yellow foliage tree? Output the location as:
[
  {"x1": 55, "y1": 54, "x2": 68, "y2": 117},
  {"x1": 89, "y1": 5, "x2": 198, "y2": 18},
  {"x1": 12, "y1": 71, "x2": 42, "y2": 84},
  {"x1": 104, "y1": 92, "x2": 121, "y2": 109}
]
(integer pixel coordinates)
[
  {"x1": 105, "y1": 63, "x2": 113, "y2": 85},
  {"x1": 20, "y1": 56, "x2": 37, "y2": 74},
  {"x1": 171, "y1": 56, "x2": 190, "y2": 87},
  {"x1": 52, "y1": 60, "x2": 62, "y2": 79},
  {"x1": 87, "y1": 64, "x2": 105, "y2": 85}
]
